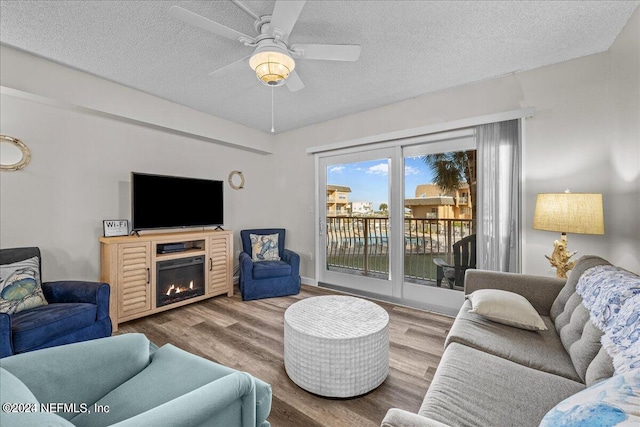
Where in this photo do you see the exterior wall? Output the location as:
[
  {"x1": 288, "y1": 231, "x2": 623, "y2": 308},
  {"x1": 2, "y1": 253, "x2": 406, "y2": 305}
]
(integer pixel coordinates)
[
  {"x1": 326, "y1": 186, "x2": 351, "y2": 215},
  {"x1": 407, "y1": 184, "x2": 473, "y2": 220},
  {"x1": 351, "y1": 201, "x2": 373, "y2": 215}
]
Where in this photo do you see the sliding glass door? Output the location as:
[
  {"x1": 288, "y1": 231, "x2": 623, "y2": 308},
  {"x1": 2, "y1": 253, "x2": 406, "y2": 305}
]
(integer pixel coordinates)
[
  {"x1": 403, "y1": 144, "x2": 476, "y2": 291},
  {"x1": 318, "y1": 148, "x2": 395, "y2": 296}
]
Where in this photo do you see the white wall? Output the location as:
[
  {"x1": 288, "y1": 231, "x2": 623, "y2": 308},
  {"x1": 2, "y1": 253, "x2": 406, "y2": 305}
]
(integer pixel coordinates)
[{"x1": 274, "y1": 7, "x2": 640, "y2": 279}]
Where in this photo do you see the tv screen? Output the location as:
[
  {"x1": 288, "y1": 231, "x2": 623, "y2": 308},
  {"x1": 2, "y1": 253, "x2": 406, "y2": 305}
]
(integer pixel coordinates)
[{"x1": 131, "y1": 172, "x2": 223, "y2": 230}]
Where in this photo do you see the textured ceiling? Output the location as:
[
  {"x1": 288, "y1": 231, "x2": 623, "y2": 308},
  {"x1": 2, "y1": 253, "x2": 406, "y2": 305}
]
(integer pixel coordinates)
[{"x1": 1, "y1": 1, "x2": 638, "y2": 134}]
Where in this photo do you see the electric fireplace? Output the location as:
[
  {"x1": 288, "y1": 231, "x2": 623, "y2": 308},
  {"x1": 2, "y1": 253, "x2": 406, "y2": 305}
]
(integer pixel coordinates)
[{"x1": 156, "y1": 256, "x2": 205, "y2": 307}]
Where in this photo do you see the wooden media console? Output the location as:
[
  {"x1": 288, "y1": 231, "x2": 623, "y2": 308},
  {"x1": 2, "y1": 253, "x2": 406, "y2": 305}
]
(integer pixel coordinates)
[{"x1": 100, "y1": 230, "x2": 233, "y2": 331}]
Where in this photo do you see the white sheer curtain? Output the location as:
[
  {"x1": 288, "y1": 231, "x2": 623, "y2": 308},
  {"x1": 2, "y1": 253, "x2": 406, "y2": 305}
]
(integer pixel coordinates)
[{"x1": 476, "y1": 119, "x2": 521, "y2": 272}]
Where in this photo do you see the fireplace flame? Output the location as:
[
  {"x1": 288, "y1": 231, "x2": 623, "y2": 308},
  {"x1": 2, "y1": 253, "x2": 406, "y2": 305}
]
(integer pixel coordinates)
[{"x1": 165, "y1": 282, "x2": 195, "y2": 296}]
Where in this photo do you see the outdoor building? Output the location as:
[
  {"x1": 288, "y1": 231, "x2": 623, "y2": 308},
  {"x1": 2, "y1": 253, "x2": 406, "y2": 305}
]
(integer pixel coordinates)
[
  {"x1": 327, "y1": 185, "x2": 351, "y2": 216},
  {"x1": 405, "y1": 183, "x2": 473, "y2": 219},
  {"x1": 351, "y1": 201, "x2": 373, "y2": 215}
]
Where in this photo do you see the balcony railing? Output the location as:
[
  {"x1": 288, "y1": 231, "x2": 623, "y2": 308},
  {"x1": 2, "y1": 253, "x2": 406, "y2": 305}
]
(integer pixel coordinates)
[{"x1": 326, "y1": 216, "x2": 474, "y2": 287}]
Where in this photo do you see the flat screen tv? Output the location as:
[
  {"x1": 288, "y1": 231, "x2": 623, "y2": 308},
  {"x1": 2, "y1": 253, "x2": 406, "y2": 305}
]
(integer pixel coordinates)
[{"x1": 131, "y1": 172, "x2": 223, "y2": 231}]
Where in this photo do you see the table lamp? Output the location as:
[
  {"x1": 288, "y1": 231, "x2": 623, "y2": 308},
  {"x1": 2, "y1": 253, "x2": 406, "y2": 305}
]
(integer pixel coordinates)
[{"x1": 533, "y1": 192, "x2": 604, "y2": 278}]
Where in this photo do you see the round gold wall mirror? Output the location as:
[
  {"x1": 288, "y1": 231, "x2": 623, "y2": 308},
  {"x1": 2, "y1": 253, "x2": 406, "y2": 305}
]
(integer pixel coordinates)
[
  {"x1": 228, "y1": 170, "x2": 245, "y2": 190},
  {"x1": 0, "y1": 135, "x2": 31, "y2": 171}
]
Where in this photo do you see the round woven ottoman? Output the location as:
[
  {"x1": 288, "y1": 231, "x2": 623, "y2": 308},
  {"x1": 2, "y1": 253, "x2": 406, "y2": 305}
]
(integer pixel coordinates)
[{"x1": 284, "y1": 295, "x2": 389, "y2": 397}]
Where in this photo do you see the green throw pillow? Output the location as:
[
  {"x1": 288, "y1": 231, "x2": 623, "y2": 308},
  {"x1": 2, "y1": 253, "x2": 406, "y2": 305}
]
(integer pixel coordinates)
[
  {"x1": 0, "y1": 256, "x2": 48, "y2": 314},
  {"x1": 250, "y1": 233, "x2": 280, "y2": 262}
]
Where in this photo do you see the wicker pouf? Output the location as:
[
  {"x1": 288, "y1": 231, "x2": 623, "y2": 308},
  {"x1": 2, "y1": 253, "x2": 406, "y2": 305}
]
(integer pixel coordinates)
[{"x1": 284, "y1": 295, "x2": 389, "y2": 397}]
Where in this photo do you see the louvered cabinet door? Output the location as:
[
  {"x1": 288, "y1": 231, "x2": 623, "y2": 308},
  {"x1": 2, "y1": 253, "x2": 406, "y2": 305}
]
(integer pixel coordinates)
[
  {"x1": 208, "y1": 234, "x2": 232, "y2": 296},
  {"x1": 117, "y1": 242, "x2": 152, "y2": 317}
]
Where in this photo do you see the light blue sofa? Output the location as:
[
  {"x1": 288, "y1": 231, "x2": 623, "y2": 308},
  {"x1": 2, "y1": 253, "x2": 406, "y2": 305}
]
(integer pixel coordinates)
[{"x1": 0, "y1": 333, "x2": 272, "y2": 427}]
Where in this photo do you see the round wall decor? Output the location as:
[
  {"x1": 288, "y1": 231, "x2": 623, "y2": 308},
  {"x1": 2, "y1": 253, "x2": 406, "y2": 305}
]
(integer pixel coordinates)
[
  {"x1": 0, "y1": 135, "x2": 31, "y2": 171},
  {"x1": 228, "y1": 170, "x2": 245, "y2": 190}
]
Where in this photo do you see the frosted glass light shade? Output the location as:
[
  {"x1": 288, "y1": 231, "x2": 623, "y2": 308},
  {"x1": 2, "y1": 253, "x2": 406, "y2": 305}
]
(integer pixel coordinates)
[
  {"x1": 249, "y1": 50, "x2": 295, "y2": 86},
  {"x1": 533, "y1": 193, "x2": 604, "y2": 235}
]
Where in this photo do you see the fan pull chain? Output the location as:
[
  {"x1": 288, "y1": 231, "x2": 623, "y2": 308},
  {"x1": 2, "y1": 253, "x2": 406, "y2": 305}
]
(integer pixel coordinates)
[{"x1": 271, "y1": 85, "x2": 275, "y2": 133}]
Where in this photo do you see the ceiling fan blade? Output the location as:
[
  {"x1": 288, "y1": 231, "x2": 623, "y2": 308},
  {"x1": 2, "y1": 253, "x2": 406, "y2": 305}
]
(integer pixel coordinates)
[
  {"x1": 208, "y1": 56, "x2": 251, "y2": 77},
  {"x1": 290, "y1": 44, "x2": 361, "y2": 61},
  {"x1": 285, "y1": 70, "x2": 305, "y2": 92},
  {"x1": 169, "y1": 6, "x2": 253, "y2": 43},
  {"x1": 269, "y1": 0, "x2": 306, "y2": 43}
]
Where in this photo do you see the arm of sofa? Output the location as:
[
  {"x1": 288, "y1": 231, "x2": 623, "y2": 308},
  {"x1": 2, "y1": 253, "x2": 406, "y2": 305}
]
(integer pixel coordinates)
[
  {"x1": 464, "y1": 270, "x2": 566, "y2": 315},
  {"x1": 381, "y1": 408, "x2": 451, "y2": 427},
  {"x1": 0, "y1": 313, "x2": 12, "y2": 358},
  {"x1": 281, "y1": 249, "x2": 300, "y2": 276},
  {"x1": 0, "y1": 334, "x2": 150, "y2": 409},
  {"x1": 111, "y1": 372, "x2": 259, "y2": 427},
  {"x1": 42, "y1": 281, "x2": 110, "y2": 320},
  {"x1": 239, "y1": 252, "x2": 254, "y2": 284}
]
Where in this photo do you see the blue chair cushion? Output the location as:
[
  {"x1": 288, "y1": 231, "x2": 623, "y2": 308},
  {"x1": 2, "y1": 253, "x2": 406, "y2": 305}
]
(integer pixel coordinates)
[
  {"x1": 252, "y1": 260, "x2": 292, "y2": 280},
  {"x1": 10, "y1": 303, "x2": 97, "y2": 353}
]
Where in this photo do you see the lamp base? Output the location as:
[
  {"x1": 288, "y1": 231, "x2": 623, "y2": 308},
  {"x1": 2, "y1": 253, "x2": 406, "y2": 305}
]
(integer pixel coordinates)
[{"x1": 545, "y1": 233, "x2": 577, "y2": 279}]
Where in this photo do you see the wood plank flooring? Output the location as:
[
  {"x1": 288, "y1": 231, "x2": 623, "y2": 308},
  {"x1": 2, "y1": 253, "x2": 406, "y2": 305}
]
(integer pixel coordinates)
[{"x1": 116, "y1": 285, "x2": 454, "y2": 427}]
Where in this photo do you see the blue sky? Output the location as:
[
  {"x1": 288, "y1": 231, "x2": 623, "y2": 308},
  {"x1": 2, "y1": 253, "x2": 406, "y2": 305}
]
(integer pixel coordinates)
[{"x1": 327, "y1": 157, "x2": 435, "y2": 209}]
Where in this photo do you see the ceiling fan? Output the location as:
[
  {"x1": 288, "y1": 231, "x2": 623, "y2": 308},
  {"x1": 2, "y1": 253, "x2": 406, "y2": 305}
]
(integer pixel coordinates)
[{"x1": 169, "y1": 0, "x2": 361, "y2": 92}]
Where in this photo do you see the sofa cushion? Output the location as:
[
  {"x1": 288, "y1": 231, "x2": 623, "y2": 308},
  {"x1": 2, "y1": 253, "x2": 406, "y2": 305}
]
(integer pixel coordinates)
[
  {"x1": 0, "y1": 367, "x2": 74, "y2": 427},
  {"x1": 419, "y1": 343, "x2": 585, "y2": 427},
  {"x1": 550, "y1": 255, "x2": 610, "y2": 322},
  {"x1": 1, "y1": 334, "x2": 151, "y2": 421},
  {"x1": 10, "y1": 303, "x2": 97, "y2": 353},
  {"x1": 540, "y1": 368, "x2": 640, "y2": 426},
  {"x1": 71, "y1": 343, "x2": 272, "y2": 427},
  {"x1": 585, "y1": 346, "x2": 616, "y2": 387},
  {"x1": 0, "y1": 256, "x2": 48, "y2": 315},
  {"x1": 253, "y1": 260, "x2": 291, "y2": 279},
  {"x1": 558, "y1": 302, "x2": 605, "y2": 382},
  {"x1": 446, "y1": 300, "x2": 581, "y2": 381},
  {"x1": 467, "y1": 289, "x2": 547, "y2": 331}
]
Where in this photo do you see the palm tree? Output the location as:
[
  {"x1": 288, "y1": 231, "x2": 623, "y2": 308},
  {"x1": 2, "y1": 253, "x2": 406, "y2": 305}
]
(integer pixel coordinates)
[{"x1": 422, "y1": 150, "x2": 477, "y2": 232}]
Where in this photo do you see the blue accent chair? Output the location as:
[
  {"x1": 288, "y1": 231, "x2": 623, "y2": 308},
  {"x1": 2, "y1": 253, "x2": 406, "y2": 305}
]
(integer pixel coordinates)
[
  {"x1": 0, "y1": 247, "x2": 112, "y2": 358},
  {"x1": 239, "y1": 229, "x2": 301, "y2": 301}
]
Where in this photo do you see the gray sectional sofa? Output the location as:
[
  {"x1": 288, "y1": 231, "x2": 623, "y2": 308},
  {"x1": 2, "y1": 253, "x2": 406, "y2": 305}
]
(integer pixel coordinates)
[{"x1": 382, "y1": 255, "x2": 624, "y2": 427}]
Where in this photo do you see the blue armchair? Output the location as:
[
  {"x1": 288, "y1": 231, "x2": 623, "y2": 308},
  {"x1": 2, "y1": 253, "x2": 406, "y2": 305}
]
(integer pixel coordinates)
[
  {"x1": 0, "y1": 247, "x2": 112, "y2": 358},
  {"x1": 239, "y1": 229, "x2": 301, "y2": 301}
]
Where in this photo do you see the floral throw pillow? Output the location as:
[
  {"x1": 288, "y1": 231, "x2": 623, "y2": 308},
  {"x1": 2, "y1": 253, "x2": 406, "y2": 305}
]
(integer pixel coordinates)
[
  {"x1": 540, "y1": 369, "x2": 640, "y2": 427},
  {"x1": 0, "y1": 256, "x2": 48, "y2": 314},
  {"x1": 250, "y1": 233, "x2": 280, "y2": 262}
]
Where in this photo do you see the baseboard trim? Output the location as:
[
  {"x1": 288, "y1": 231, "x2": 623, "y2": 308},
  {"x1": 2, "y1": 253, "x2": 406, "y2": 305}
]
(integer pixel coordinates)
[
  {"x1": 318, "y1": 282, "x2": 458, "y2": 317},
  {"x1": 233, "y1": 275, "x2": 317, "y2": 286},
  {"x1": 301, "y1": 276, "x2": 317, "y2": 286}
]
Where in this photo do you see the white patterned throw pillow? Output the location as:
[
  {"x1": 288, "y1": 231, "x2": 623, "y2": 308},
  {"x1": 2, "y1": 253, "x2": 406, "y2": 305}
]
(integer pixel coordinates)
[
  {"x1": 540, "y1": 368, "x2": 640, "y2": 427},
  {"x1": 250, "y1": 233, "x2": 280, "y2": 262},
  {"x1": 0, "y1": 256, "x2": 48, "y2": 314}
]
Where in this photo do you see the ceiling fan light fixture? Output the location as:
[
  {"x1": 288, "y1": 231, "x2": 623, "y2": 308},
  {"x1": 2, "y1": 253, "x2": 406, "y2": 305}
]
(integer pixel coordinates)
[{"x1": 249, "y1": 50, "x2": 295, "y2": 86}]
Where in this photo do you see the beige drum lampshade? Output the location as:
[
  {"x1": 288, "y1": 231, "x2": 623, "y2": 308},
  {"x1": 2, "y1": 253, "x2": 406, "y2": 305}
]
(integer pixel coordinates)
[{"x1": 533, "y1": 193, "x2": 604, "y2": 235}]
